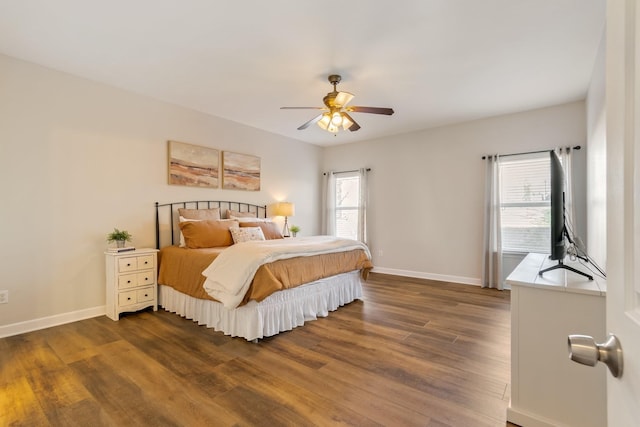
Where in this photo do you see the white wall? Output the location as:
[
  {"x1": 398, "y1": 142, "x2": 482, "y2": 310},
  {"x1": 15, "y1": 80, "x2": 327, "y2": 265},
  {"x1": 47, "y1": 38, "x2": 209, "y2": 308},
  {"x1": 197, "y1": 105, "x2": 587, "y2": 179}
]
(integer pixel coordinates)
[
  {"x1": 0, "y1": 49, "x2": 599, "y2": 332},
  {"x1": 323, "y1": 101, "x2": 587, "y2": 284},
  {"x1": 586, "y1": 30, "x2": 607, "y2": 270},
  {"x1": 0, "y1": 54, "x2": 322, "y2": 332}
]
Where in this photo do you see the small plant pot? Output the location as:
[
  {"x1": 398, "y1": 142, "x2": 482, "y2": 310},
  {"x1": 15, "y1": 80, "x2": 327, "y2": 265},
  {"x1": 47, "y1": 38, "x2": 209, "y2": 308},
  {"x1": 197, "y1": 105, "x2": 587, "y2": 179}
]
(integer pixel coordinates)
[{"x1": 116, "y1": 240, "x2": 126, "y2": 248}]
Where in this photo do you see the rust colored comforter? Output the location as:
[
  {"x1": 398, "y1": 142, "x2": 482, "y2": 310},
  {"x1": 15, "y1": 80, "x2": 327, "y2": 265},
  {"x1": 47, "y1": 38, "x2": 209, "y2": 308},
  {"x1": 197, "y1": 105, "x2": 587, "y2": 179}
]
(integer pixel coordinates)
[{"x1": 158, "y1": 245, "x2": 372, "y2": 306}]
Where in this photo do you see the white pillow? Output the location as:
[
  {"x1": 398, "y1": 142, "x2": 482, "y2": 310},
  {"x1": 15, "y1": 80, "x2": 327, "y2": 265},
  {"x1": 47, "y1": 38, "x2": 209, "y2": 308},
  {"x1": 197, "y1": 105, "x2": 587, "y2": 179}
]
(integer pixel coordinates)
[
  {"x1": 229, "y1": 226, "x2": 265, "y2": 243},
  {"x1": 230, "y1": 216, "x2": 272, "y2": 223}
]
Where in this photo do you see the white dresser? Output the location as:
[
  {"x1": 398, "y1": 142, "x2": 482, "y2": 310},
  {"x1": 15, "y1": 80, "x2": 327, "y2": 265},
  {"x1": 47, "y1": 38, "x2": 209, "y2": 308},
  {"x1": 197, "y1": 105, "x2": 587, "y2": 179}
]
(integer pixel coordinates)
[
  {"x1": 506, "y1": 253, "x2": 606, "y2": 427},
  {"x1": 105, "y1": 248, "x2": 158, "y2": 321}
]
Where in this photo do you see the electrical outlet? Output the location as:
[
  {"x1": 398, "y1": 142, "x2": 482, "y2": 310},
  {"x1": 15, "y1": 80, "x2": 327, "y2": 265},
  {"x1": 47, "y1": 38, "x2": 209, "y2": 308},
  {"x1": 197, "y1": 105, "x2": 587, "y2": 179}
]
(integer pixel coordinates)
[
  {"x1": 0, "y1": 290, "x2": 8, "y2": 304},
  {"x1": 377, "y1": 249, "x2": 383, "y2": 257}
]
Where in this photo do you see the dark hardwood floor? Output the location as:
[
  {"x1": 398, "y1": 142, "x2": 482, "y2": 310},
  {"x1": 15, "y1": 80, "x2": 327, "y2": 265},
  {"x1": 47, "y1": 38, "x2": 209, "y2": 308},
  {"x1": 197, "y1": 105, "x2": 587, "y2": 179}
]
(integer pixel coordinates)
[{"x1": 0, "y1": 273, "x2": 515, "y2": 426}]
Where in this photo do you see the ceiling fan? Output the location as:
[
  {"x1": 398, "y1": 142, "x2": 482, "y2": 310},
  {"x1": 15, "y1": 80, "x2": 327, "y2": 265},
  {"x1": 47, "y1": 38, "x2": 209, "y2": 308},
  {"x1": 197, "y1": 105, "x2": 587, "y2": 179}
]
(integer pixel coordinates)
[{"x1": 281, "y1": 74, "x2": 394, "y2": 133}]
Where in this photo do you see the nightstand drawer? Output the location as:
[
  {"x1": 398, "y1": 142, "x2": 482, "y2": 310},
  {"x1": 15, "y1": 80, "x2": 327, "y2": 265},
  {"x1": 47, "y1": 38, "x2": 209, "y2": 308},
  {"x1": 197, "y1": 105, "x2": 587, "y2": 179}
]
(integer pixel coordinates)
[
  {"x1": 118, "y1": 290, "x2": 137, "y2": 306},
  {"x1": 137, "y1": 287, "x2": 154, "y2": 303},
  {"x1": 118, "y1": 273, "x2": 139, "y2": 289},
  {"x1": 137, "y1": 271, "x2": 154, "y2": 286},
  {"x1": 137, "y1": 255, "x2": 154, "y2": 270},
  {"x1": 118, "y1": 257, "x2": 138, "y2": 272},
  {"x1": 118, "y1": 272, "x2": 154, "y2": 289},
  {"x1": 117, "y1": 254, "x2": 155, "y2": 273}
]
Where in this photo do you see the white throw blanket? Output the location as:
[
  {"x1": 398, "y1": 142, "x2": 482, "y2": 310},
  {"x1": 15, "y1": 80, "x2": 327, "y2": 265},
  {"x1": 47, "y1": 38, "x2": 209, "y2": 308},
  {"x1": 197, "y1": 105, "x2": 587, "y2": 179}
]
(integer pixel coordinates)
[{"x1": 202, "y1": 235, "x2": 371, "y2": 309}]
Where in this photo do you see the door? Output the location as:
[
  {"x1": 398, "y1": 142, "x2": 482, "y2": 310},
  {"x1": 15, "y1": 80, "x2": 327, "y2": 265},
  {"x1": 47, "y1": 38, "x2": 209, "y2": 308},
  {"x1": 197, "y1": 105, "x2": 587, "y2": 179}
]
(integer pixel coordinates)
[{"x1": 606, "y1": 0, "x2": 640, "y2": 424}]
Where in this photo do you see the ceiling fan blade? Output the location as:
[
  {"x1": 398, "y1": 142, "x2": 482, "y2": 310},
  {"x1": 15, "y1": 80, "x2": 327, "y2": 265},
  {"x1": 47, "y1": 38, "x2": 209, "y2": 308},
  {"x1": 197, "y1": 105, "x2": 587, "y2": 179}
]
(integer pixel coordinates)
[
  {"x1": 342, "y1": 112, "x2": 361, "y2": 131},
  {"x1": 297, "y1": 114, "x2": 323, "y2": 130},
  {"x1": 347, "y1": 106, "x2": 395, "y2": 115},
  {"x1": 280, "y1": 107, "x2": 326, "y2": 110},
  {"x1": 334, "y1": 91, "x2": 354, "y2": 108}
]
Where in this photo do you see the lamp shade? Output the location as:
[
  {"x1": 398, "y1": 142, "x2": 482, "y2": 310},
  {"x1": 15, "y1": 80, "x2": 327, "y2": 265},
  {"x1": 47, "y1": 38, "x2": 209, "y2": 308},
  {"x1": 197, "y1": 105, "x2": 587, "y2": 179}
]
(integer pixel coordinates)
[{"x1": 271, "y1": 202, "x2": 295, "y2": 217}]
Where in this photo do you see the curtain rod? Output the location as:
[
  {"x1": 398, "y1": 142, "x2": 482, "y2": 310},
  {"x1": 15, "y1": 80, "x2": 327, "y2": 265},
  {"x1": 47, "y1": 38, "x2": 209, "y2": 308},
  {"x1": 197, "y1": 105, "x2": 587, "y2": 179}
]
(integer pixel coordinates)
[
  {"x1": 323, "y1": 168, "x2": 371, "y2": 176},
  {"x1": 481, "y1": 145, "x2": 581, "y2": 160}
]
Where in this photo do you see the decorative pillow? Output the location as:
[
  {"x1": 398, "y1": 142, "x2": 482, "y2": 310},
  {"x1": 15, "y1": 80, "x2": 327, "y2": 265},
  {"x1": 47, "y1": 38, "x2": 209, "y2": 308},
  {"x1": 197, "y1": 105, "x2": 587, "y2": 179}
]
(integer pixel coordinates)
[
  {"x1": 178, "y1": 208, "x2": 221, "y2": 221},
  {"x1": 178, "y1": 216, "x2": 201, "y2": 247},
  {"x1": 178, "y1": 219, "x2": 238, "y2": 248},
  {"x1": 178, "y1": 217, "x2": 238, "y2": 247},
  {"x1": 226, "y1": 209, "x2": 257, "y2": 219},
  {"x1": 239, "y1": 221, "x2": 284, "y2": 240},
  {"x1": 232, "y1": 216, "x2": 271, "y2": 223},
  {"x1": 229, "y1": 226, "x2": 265, "y2": 244}
]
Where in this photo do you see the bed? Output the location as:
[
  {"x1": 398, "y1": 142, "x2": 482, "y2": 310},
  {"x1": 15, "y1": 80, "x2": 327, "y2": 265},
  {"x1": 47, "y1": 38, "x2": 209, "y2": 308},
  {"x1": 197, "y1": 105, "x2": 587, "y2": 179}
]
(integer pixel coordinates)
[{"x1": 155, "y1": 200, "x2": 373, "y2": 341}]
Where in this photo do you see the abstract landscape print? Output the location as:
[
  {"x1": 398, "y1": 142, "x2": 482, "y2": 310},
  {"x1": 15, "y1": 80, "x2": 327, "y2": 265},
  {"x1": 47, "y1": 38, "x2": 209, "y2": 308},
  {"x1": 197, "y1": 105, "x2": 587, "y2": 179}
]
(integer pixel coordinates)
[
  {"x1": 222, "y1": 151, "x2": 261, "y2": 191},
  {"x1": 168, "y1": 140, "x2": 219, "y2": 188}
]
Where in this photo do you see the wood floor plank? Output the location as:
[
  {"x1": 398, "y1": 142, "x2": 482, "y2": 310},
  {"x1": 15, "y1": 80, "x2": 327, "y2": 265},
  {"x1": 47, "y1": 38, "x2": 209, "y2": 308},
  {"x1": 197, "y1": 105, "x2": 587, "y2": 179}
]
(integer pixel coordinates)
[
  {"x1": 242, "y1": 341, "x2": 432, "y2": 426},
  {"x1": 0, "y1": 272, "x2": 514, "y2": 426}
]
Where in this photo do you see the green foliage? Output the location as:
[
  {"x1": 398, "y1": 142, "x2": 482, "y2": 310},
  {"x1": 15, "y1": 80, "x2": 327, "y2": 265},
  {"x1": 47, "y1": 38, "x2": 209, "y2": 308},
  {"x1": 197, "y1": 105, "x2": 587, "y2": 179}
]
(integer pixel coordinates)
[
  {"x1": 289, "y1": 225, "x2": 300, "y2": 233},
  {"x1": 107, "y1": 228, "x2": 132, "y2": 242}
]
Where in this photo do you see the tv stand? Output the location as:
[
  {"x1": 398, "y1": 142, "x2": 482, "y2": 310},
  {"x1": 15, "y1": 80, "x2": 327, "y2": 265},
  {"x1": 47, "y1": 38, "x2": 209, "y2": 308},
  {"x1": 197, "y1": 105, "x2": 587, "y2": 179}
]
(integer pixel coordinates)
[
  {"x1": 507, "y1": 253, "x2": 606, "y2": 427},
  {"x1": 539, "y1": 259, "x2": 593, "y2": 280}
]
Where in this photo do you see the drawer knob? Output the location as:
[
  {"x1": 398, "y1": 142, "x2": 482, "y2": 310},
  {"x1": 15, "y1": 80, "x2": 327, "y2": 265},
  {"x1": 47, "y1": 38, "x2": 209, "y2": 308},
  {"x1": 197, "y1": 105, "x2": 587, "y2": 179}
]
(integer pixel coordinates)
[
  {"x1": 127, "y1": 280, "x2": 131, "y2": 284},
  {"x1": 144, "y1": 294, "x2": 148, "y2": 297},
  {"x1": 127, "y1": 297, "x2": 131, "y2": 300},
  {"x1": 145, "y1": 277, "x2": 148, "y2": 281},
  {"x1": 144, "y1": 261, "x2": 148, "y2": 265},
  {"x1": 127, "y1": 263, "x2": 131, "y2": 267}
]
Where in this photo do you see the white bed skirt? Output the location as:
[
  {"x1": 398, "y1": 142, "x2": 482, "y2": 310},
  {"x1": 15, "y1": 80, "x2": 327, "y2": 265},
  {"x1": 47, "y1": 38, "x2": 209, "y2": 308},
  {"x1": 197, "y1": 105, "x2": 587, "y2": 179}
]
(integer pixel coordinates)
[{"x1": 158, "y1": 270, "x2": 363, "y2": 341}]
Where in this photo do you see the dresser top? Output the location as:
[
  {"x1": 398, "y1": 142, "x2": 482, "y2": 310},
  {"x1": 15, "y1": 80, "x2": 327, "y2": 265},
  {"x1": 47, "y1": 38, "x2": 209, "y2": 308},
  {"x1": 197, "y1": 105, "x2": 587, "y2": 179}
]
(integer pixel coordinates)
[
  {"x1": 104, "y1": 247, "x2": 159, "y2": 256},
  {"x1": 506, "y1": 253, "x2": 606, "y2": 296}
]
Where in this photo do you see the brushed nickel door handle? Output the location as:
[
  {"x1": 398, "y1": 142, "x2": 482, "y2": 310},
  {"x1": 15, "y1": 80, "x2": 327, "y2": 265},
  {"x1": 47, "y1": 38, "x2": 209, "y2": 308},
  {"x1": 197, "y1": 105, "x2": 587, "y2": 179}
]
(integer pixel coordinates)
[{"x1": 568, "y1": 334, "x2": 623, "y2": 378}]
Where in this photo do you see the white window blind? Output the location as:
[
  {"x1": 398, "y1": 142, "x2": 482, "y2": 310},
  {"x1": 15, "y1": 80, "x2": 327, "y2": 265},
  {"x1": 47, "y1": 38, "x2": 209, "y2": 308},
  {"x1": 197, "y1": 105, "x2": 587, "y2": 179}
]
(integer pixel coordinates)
[
  {"x1": 499, "y1": 153, "x2": 551, "y2": 253},
  {"x1": 335, "y1": 172, "x2": 360, "y2": 240}
]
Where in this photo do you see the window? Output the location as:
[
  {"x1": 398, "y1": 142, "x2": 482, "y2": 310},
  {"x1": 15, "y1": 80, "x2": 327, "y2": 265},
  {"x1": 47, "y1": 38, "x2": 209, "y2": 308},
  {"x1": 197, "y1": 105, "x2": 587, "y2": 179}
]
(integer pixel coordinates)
[
  {"x1": 335, "y1": 172, "x2": 360, "y2": 240},
  {"x1": 499, "y1": 153, "x2": 551, "y2": 253}
]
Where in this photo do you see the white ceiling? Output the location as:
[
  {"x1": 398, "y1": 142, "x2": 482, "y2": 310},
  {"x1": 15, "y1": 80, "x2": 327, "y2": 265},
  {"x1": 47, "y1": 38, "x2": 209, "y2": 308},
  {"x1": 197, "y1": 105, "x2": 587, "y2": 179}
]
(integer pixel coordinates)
[{"x1": 0, "y1": 0, "x2": 605, "y2": 147}]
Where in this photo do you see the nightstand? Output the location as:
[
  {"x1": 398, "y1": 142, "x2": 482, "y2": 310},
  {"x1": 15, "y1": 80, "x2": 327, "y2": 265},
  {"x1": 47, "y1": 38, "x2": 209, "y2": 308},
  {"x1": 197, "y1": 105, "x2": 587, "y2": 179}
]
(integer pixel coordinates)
[{"x1": 105, "y1": 248, "x2": 158, "y2": 320}]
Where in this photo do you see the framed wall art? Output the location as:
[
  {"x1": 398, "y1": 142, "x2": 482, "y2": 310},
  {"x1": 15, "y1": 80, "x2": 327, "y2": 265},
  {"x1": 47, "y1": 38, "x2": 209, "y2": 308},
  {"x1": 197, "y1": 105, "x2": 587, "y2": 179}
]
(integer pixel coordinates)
[
  {"x1": 168, "y1": 140, "x2": 219, "y2": 188},
  {"x1": 222, "y1": 151, "x2": 261, "y2": 191}
]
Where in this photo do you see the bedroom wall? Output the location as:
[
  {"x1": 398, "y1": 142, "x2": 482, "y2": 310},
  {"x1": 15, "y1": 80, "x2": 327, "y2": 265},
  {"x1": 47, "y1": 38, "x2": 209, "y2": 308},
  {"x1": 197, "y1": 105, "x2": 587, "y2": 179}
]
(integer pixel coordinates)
[
  {"x1": 586, "y1": 30, "x2": 607, "y2": 270},
  {"x1": 323, "y1": 101, "x2": 588, "y2": 284},
  {"x1": 0, "y1": 54, "x2": 322, "y2": 334}
]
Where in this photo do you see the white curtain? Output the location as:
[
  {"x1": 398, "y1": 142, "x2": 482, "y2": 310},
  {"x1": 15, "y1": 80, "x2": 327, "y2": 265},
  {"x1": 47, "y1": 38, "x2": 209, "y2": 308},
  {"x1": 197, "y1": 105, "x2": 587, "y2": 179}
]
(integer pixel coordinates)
[
  {"x1": 322, "y1": 171, "x2": 336, "y2": 235},
  {"x1": 357, "y1": 168, "x2": 368, "y2": 244},
  {"x1": 556, "y1": 146, "x2": 575, "y2": 231},
  {"x1": 482, "y1": 155, "x2": 503, "y2": 290}
]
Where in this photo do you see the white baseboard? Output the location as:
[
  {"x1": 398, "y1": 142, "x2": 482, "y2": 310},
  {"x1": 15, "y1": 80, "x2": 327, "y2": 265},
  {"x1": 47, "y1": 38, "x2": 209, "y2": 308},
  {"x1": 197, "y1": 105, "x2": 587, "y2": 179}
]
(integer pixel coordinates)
[
  {"x1": 0, "y1": 305, "x2": 106, "y2": 338},
  {"x1": 371, "y1": 267, "x2": 481, "y2": 286},
  {"x1": 507, "y1": 405, "x2": 563, "y2": 427}
]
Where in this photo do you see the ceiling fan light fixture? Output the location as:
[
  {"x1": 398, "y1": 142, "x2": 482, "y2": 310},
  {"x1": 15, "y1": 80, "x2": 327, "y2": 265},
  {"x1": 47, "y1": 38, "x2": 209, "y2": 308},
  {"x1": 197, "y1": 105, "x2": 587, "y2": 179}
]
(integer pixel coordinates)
[
  {"x1": 334, "y1": 91, "x2": 354, "y2": 108},
  {"x1": 317, "y1": 113, "x2": 331, "y2": 130},
  {"x1": 341, "y1": 114, "x2": 354, "y2": 130},
  {"x1": 331, "y1": 112, "x2": 343, "y2": 126}
]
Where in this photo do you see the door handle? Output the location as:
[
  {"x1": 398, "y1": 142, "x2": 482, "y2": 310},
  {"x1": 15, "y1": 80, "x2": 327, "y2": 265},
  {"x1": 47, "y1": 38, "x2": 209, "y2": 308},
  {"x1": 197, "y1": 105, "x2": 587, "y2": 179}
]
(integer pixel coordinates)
[{"x1": 568, "y1": 334, "x2": 623, "y2": 378}]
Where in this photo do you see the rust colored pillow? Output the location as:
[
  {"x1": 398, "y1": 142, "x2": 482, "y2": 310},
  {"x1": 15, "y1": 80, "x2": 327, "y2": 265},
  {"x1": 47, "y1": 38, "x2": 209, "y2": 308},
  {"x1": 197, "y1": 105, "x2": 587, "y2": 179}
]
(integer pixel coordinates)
[
  {"x1": 240, "y1": 221, "x2": 284, "y2": 240},
  {"x1": 179, "y1": 220, "x2": 238, "y2": 248},
  {"x1": 178, "y1": 208, "x2": 221, "y2": 220}
]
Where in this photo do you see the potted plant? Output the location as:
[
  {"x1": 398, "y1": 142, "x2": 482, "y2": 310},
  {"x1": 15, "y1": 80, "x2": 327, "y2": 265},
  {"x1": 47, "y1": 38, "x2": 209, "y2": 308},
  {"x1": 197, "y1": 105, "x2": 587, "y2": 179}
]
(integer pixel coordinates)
[
  {"x1": 289, "y1": 225, "x2": 300, "y2": 237},
  {"x1": 107, "y1": 228, "x2": 132, "y2": 248}
]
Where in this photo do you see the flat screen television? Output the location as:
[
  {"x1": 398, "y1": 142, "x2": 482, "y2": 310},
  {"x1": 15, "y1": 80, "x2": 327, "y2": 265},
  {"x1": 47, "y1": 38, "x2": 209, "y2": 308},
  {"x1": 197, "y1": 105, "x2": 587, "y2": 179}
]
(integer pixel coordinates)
[
  {"x1": 549, "y1": 150, "x2": 566, "y2": 261},
  {"x1": 539, "y1": 150, "x2": 593, "y2": 280}
]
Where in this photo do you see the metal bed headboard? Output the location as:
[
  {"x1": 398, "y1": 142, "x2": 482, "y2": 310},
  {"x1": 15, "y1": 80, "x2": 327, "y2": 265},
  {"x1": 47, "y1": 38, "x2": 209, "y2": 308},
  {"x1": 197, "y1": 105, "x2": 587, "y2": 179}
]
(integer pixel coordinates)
[{"x1": 155, "y1": 200, "x2": 268, "y2": 249}]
